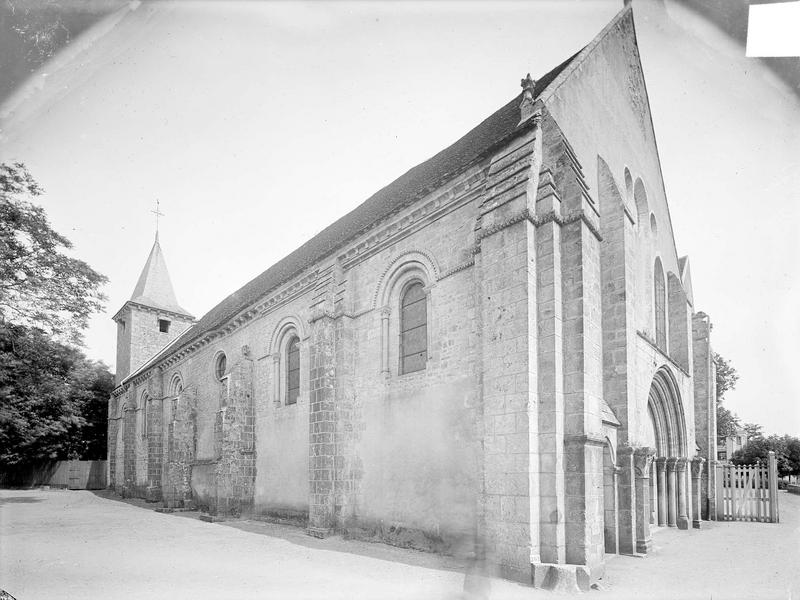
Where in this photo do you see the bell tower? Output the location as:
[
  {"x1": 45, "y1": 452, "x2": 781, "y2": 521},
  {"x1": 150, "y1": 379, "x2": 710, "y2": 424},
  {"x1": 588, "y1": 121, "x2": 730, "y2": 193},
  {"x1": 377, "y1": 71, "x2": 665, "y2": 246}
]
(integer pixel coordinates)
[{"x1": 112, "y1": 233, "x2": 194, "y2": 385}]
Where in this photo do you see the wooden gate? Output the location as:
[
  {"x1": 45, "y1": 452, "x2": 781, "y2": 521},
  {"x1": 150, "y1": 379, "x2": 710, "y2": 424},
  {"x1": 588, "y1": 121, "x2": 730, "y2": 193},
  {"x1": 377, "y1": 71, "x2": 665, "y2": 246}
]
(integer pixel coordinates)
[{"x1": 715, "y1": 450, "x2": 779, "y2": 522}]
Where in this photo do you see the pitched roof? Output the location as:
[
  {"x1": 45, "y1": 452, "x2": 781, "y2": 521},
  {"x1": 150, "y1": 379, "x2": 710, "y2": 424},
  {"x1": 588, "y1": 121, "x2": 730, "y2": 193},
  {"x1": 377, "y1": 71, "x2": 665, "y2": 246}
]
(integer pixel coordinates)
[
  {"x1": 124, "y1": 234, "x2": 192, "y2": 317},
  {"x1": 121, "y1": 49, "x2": 582, "y2": 385}
]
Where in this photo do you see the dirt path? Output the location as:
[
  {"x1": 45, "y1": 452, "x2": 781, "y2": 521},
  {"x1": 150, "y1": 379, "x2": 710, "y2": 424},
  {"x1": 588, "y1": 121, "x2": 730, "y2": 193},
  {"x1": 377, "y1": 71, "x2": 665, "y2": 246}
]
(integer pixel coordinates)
[
  {"x1": 1, "y1": 489, "x2": 797, "y2": 599},
  {"x1": 599, "y1": 490, "x2": 800, "y2": 599}
]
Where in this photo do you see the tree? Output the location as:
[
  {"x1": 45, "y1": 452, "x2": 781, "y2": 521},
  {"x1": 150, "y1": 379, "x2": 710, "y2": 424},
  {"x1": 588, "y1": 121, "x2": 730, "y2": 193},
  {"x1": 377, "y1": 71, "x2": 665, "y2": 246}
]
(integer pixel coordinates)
[
  {"x1": 0, "y1": 322, "x2": 114, "y2": 466},
  {"x1": 713, "y1": 352, "x2": 740, "y2": 442},
  {"x1": 714, "y1": 352, "x2": 739, "y2": 400},
  {"x1": 732, "y1": 434, "x2": 800, "y2": 478},
  {"x1": 717, "y1": 405, "x2": 740, "y2": 440},
  {"x1": 0, "y1": 163, "x2": 112, "y2": 467},
  {"x1": 785, "y1": 437, "x2": 800, "y2": 478},
  {"x1": 743, "y1": 422, "x2": 764, "y2": 441},
  {"x1": 0, "y1": 162, "x2": 107, "y2": 345}
]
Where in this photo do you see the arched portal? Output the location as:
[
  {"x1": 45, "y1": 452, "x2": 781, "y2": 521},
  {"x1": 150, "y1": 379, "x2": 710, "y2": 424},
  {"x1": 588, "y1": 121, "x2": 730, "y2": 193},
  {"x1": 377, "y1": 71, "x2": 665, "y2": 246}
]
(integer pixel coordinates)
[
  {"x1": 647, "y1": 367, "x2": 686, "y2": 458},
  {"x1": 646, "y1": 366, "x2": 690, "y2": 530}
]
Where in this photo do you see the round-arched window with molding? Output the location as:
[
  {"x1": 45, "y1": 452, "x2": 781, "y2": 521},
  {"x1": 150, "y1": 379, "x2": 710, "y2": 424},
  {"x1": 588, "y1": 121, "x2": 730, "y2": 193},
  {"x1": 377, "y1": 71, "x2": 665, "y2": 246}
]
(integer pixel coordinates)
[
  {"x1": 169, "y1": 373, "x2": 184, "y2": 396},
  {"x1": 214, "y1": 352, "x2": 227, "y2": 381}
]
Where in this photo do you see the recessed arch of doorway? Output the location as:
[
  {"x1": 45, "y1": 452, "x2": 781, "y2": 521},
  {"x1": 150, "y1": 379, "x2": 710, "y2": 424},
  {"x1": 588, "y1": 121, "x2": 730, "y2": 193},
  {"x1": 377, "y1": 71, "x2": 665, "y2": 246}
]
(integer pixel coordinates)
[
  {"x1": 647, "y1": 365, "x2": 690, "y2": 530},
  {"x1": 648, "y1": 366, "x2": 687, "y2": 457}
]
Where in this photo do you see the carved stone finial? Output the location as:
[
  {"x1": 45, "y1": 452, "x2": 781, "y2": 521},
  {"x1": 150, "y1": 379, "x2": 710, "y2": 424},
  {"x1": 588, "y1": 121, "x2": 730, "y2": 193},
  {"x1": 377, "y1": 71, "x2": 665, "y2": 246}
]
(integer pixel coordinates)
[
  {"x1": 521, "y1": 73, "x2": 536, "y2": 97},
  {"x1": 519, "y1": 73, "x2": 538, "y2": 125}
]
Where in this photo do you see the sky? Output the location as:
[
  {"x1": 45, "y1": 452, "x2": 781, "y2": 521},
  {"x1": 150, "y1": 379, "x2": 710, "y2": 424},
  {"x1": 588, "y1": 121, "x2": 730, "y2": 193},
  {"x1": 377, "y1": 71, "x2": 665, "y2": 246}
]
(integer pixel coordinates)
[{"x1": 1, "y1": 0, "x2": 798, "y2": 436}]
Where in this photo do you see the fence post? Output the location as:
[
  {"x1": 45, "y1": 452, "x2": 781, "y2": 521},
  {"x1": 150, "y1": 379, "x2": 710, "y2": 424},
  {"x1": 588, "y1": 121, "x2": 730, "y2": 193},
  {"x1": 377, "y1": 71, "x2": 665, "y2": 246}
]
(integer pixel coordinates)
[
  {"x1": 767, "y1": 451, "x2": 779, "y2": 523},
  {"x1": 715, "y1": 462, "x2": 725, "y2": 521}
]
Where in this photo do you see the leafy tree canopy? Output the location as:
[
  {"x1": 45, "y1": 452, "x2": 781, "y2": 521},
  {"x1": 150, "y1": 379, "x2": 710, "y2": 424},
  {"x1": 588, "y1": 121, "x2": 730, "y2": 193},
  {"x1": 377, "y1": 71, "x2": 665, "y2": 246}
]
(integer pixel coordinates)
[
  {"x1": 717, "y1": 405, "x2": 740, "y2": 439},
  {"x1": 732, "y1": 434, "x2": 800, "y2": 477},
  {"x1": 713, "y1": 352, "x2": 740, "y2": 441},
  {"x1": 714, "y1": 351, "x2": 739, "y2": 401},
  {"x1": 743, "y1": 422, "x2": 764, "y2": 441},
  {"x1": 0, "y1": 322, "x2": 113, "y2": 467},
  {"x1": 0, "y1": 162, "x2": 107, "y2": 345}
]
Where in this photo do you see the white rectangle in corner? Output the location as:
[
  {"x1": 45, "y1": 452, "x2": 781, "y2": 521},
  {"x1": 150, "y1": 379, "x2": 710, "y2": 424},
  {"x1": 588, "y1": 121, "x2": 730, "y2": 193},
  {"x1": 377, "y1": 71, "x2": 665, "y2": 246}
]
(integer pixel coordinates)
[{"x1": 746, "y1": 2, "x2": 800, "y2": 57}]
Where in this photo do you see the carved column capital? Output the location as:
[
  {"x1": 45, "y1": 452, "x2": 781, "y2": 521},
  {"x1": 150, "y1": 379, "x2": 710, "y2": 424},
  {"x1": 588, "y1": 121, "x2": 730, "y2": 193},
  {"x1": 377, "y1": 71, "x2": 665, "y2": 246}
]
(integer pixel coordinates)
[
  {"x1": 618, "y1": 445, "x2": 635, "y2": 459},
  {"x1": 691, "y1": 456, "x2": 706, "y2": 478},
  {"x1": 380, "y1": 305, "x2": 391, "y2": 318},
  {"x1": 666, "y1": 457, "x2": 678, "y2": 472},
  {"x1": 634, "y1": 446, "x2": 656, "y2": 477},
  {"x1": 675, "y1": 457, "x2": 688, "y2": 472},
  {"x1": 655, "y1": 456, "x2": 667, "y2": 471}
]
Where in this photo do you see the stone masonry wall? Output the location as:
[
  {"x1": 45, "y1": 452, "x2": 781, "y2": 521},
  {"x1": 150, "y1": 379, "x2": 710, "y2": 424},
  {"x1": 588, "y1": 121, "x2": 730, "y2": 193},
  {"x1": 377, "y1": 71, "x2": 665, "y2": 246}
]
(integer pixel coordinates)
[
  {"x1": 692, "y1": 312, "x2": 716, "y2": 519},
  {"x1": 478, "y1": 122, "x2": 541, "y2": 581},
  {"x1": 163, "y1": 387, "x2": 196, "y2": 508},
  {"x1": 115, "y1": 307, "x2": 193, "y2": 384},
  {"x1": 213, "y1": 358, "x2": 256, "y2": 517}
]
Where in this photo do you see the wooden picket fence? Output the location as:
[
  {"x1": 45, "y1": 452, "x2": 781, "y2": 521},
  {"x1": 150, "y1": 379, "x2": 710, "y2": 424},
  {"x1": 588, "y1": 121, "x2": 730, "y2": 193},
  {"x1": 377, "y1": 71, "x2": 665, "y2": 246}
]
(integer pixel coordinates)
[{"x1": 715, "y1": 451, "x2": 779, "y2": 523}]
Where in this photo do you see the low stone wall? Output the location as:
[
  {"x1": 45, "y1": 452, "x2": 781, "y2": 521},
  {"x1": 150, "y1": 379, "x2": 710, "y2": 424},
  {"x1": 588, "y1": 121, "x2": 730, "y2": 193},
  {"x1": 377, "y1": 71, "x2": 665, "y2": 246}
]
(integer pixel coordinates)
[
  {"x1": 787, "y1": 484, "x2": 800, "y2": 495},
  {"x1": 0, "y1": 460, "x2": 107, "y2": 489}
]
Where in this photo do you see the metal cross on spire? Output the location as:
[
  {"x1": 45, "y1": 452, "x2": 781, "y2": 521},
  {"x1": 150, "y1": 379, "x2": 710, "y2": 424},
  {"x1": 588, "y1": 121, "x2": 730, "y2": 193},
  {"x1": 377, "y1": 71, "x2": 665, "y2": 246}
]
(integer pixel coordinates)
[{"x1": 151, "y1": 199, "x2": 164, "y2": 240}]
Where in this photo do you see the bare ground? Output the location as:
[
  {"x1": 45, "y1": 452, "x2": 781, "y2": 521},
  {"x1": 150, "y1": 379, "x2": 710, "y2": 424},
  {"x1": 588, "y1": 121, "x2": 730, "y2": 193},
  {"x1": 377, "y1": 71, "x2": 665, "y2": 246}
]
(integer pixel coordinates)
[{"x1": 0, "y1": 488, "x2": 797, "y2": 599}]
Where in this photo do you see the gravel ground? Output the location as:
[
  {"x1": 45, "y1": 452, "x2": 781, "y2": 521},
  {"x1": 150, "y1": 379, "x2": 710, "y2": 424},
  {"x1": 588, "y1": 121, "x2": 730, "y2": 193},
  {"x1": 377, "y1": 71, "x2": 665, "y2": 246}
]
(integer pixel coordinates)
[
  {"x1": 1, "y1": 488, "x2": 797, "y2": 599},
  {"x1": 599, "y1": 490, "x2": 800, "y2": 600}
]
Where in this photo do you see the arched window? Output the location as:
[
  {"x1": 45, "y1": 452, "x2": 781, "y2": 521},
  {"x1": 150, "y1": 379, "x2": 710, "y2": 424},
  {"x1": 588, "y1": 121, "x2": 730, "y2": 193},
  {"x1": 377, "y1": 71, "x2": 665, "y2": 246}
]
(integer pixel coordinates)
[
  {"x1": 141, "y1": 392, "x2": 149, "y2": 438},
  {"x1": 214, "y1": 352, "x2": 227, "y2": 381},
  {"x1": 169, "y1": 373, "x2": 183, "y2": 396},
  {"x1": 285, "y1": 336, "x2": 300, "y2": 405},
  {"x1": 399, "y1": 281, "x2": 427, "y2": 374},
  {"x1": 634, "y1": 177, "x2": 648, "y2": 229},
  {"x1": 654, "y1": 258, "x2": 666, "y2": 349}
]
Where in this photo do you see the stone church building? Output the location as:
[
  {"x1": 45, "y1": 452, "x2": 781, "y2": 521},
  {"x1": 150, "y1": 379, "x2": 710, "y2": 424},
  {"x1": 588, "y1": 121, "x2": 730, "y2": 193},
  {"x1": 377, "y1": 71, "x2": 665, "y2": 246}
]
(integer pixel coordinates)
[{"x1": 108, "y1": 6, "x2": 719, "y2": 587}]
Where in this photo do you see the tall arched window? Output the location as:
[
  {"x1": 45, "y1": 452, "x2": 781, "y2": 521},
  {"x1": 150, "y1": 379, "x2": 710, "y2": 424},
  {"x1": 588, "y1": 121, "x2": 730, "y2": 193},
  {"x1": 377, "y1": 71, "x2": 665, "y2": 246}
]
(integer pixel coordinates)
[
  {"x1": 141, "y1": 393, "x2": 149, "y2": 438},
  {"x1": 400, "y1": 281, "x2": 427, "y2": 374},
  {"x1": 286, "y1": 336, "x2": 300, "y2": 405},
  {"x1": 214, "y1": 352, "x2": 227, "y2": 381},
  {"x1": 654, "y1": 258, "x2": 666, "y2": 349}
]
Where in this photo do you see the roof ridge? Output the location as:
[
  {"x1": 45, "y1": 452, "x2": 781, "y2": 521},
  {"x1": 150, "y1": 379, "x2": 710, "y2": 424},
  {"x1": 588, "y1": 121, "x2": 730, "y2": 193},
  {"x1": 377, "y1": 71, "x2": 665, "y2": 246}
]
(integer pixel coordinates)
[{"x1": 116, "y1": 39, "x2": 590, "y2": 387}]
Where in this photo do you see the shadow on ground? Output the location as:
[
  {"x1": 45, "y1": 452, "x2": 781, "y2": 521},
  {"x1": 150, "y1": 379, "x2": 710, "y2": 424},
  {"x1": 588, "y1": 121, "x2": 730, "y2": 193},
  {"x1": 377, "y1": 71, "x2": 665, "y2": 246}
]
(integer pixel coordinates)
[{"x1": 0, "y1": 495, "x2": 44, "y2": 505}]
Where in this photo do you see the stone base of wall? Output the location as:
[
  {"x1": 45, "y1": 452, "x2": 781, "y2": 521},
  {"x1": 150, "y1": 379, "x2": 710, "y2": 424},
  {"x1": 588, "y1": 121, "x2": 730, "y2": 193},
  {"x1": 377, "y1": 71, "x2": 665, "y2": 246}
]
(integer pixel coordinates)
[
  {"x1": 145, "y1": 485, "x2": 162, "y2": 502},
  {"x1": 120, "y1": 483, "x2": 149, "y2": 499},
  {"x1": 253, "y1": 507, "x2": 309, "y2": 528},
  {"x1": 531, "y1": 563, "x2": 591, "y2": 592},
  {"x1": 340, "y1": 518, "x2": 474, "y2": 558}
]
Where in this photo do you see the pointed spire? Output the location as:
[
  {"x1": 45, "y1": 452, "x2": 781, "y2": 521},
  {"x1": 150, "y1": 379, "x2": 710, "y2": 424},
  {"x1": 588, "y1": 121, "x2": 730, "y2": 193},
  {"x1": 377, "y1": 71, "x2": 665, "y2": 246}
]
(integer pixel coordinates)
[{"x1": 129, "y1": 236, "x2": 192, "y2": 317}]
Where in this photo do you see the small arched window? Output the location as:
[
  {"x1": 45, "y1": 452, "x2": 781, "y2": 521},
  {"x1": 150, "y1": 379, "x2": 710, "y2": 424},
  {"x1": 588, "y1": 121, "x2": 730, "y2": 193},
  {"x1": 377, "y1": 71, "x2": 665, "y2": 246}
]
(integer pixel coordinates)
[
  {"x1": 215, "y1": 352, "x2": 227, "y2": 381},
  {"x1": 285, "y1": 336, "x2": 300, "y2": 405},
  {"x1": 169, "y1": 373, "x2": 183, "y2": 396},
  {"x1": 654, "y1": 258, "x2": 666, "y2": 349},
  {"x1": 141, "y1": 393, "x2": 149, "y2": 438},
  {"x1": 399, "y1": 281, "x2": 427, "y2": 374}
]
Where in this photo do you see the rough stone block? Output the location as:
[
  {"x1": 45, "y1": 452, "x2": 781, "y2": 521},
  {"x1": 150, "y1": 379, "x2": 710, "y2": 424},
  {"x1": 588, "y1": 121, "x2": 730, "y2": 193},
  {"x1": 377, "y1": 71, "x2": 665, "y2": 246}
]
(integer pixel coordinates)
[{"x1": 531, "y1": 563, "x2": 591, "y2": 592}]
